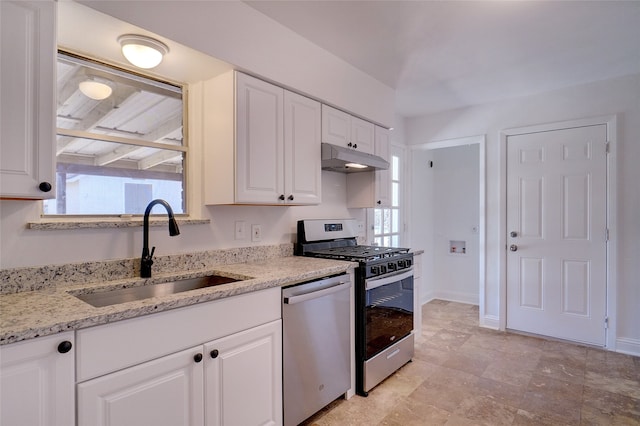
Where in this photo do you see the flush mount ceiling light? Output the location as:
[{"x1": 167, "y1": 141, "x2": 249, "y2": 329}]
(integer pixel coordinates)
[
  {"x1": 78, "y1": 78, "x2": 113, "y2": 100},
  {"x1": 118, "y1": 34, "x2": 169, "y2": 69}
]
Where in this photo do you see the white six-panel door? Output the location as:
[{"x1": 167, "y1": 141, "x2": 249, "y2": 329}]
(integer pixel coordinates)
[{"x1": 506, "y1": 124, "x2": 607, "y2": 345}]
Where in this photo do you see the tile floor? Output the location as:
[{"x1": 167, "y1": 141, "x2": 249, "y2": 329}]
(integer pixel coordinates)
[{"x1": 304, "y1": 300, "x2": 640, "y2": 425}]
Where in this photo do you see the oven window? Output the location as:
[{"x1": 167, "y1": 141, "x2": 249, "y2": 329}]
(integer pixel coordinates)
[{"x1": 365, "y1": 275, "x2": 413, "y2": 358}]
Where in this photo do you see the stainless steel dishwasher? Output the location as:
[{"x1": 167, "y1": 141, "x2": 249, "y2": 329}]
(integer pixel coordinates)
[{"x1": 282, "y1": 274, "x2": 352, "y2": 426}]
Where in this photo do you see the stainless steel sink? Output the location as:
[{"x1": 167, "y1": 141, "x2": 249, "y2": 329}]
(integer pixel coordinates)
[{"x1": 73, "y1": 275, "x2": 242, "y2": 308}]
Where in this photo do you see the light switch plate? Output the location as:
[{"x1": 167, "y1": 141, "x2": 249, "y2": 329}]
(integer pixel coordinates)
[
  {"x1": 235, "y1": 221, "x2": 246, "y2": 240},
  {"x1": 251, "y1": 224, "x2": 262, "y2": 242}
]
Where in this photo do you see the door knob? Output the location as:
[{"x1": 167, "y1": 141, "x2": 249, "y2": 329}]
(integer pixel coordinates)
[
  {"x1": 510, "y1": 244, "x2": 518, "y2": 252},
  {"x1": 510, "y1": 231, "x2": 518, "y2": 238}
]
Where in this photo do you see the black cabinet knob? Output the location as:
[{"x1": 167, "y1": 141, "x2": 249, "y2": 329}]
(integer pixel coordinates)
[
  {"x1": 347, "y1": 142, "x2": 352, "y2": 147},
  {"x1": 39, "y1": 182, "x2": 52, "y2": 192},
  {"x1": 377, "y1": 200, "x2": 382, "y2": 205},
  {"x1": 288, "y1": 195, "x2": 294, "y2": 201},
  {"x1": 210, "y1": 349, "x2": 219, "y2": 359},
  {"x1": 353, "y1": 144, "x2": 358, "y2": 149},
  {"x1": 194, "y1": 353, "x2": 203, "y2": 363},
  {"x1": 57, "y1": 341, "x2": 72, "y2": 354},
  {"x1": 279, "y1": 194, "x2": 285, "y2": 201}
]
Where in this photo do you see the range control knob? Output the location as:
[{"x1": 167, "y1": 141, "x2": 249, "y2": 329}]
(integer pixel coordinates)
[
  {"x1": 397, "y1": 260, "x2": 406, "y2": 268},
  {"x1": 379, "y1": 265, "x2": 387, "y2": 275},
  {"x1": 405, "y1": 259, "x2": 412, "y2": 268},
  {"x1": 370, "y1": 266, "x2": 380, "y2": 275},
  {"x1": 387, "y1": 262, "x2": 397, "y2": 272}
]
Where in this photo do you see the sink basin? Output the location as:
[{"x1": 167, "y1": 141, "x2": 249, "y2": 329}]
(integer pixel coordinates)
[{"x1": 74, "y1": 275, "x2": 241, "y2": 308}]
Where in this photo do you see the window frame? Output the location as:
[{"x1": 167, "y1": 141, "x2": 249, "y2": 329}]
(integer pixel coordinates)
[
  {"x1": 372, "y1": 144, "x2": 405, "y2": 247},
  {"x1": 45, "y1": 50, "x2": 188, "y2": 217}
]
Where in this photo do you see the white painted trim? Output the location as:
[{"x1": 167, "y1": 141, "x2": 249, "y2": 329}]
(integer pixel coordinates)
[
  {"x1": 615, "y1": 338, "x2": 640, "y2": 357},
  {"x1": 413, "y1": 135, "x2": 484, "y2": 151},
  {"x1": 431, "y1": 291, "x2": 479, "y2": 306},
  {"x1": 411, "y1": 134, "x2": 487, "y2": 326},
  {"x1": 420, "y1": 290, "x2": 436, "y2": 305},
  {"x1": 480, "y1": 315, "x2": 500, "y2": 330},
  {"x1": 500, "y1": 115, "x2": 618, "y2": 349}
]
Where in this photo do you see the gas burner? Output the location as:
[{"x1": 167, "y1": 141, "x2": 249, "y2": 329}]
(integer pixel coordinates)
[{"x1": 305, "y1": 245, "x2": 409, "y2": 262}]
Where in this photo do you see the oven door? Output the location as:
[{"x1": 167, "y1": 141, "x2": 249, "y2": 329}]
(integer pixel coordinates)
[{"x1": 364, "y1": 269, "x2": 414, "y2": 359}]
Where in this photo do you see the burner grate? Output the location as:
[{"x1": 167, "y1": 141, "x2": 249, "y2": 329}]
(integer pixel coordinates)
[{"x1": 305, "y1": 245, "x2": 409, "y2": 262}]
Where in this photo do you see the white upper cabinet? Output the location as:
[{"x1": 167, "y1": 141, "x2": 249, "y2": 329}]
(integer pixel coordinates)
[
  {"x1": 235, "y1": 73, "x2": 284, "y2": 204},
  {"x1": 205, "y1": 71, "x2": 321, "y2": 205},
  {"x1": 0, "y1": 332, "x2": 75, "y2": 426},
  {"x1": 0, "y1": 0, "x2": 56, "y2": 199},
  {"x1": 321, "y1": 105, "x2": 374, "y2": 154},
  {"x1": 284, "y1": 91, "x2": 322, "y2": 205},
  {"x1": 346, "y1": 126, "x2": 392, "y2": 208},
  {"x1": 374, "y1": 126, "x2": 392, "y2": 207}
]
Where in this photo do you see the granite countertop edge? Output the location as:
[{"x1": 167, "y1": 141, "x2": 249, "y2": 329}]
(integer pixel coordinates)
[{"x1": 0, "y1": 257, "x2": 356, "y2": 346}]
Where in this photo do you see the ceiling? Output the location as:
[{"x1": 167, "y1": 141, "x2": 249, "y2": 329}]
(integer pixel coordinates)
[{"x1": 245, "y1": 1, "x2": 640, "y2": 117}]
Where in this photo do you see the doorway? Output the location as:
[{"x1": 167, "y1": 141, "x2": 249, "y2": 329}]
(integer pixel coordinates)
[
  {"x1": 503, "y1": 117, "x2": 615, "y2": 346},
  {"x1": 410, "y1": 135, "x2": 486, "y2": 323}
]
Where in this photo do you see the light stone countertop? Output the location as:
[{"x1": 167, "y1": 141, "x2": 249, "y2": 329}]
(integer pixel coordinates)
[{"x1": 0, "y1": 256, "x2": 355, "y2": 346}]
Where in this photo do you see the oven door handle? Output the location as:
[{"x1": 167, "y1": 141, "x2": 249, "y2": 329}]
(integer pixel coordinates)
[
  {"x1": 283, "y1": 281, "x2": 351, "y2": 305},
  {"x1": 365, "y1": 269, "x2": 413, "y2": 291}
]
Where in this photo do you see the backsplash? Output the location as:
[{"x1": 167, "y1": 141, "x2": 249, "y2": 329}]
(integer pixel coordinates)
[{"x1": 0, "y1": 244, "x2": 293, "y2": 294}]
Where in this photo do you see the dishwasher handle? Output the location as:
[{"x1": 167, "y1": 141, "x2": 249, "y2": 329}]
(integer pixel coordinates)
[{"x1": 283, "y1": 280, "x2": 351, "y2": 305}]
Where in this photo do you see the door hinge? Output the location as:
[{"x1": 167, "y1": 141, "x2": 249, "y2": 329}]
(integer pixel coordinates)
[
  {"x1": 605, "y1": 228, "x2": 610, "y2": 241},
  {"x1": 604, "y1": 317, "x2": 609, "y2": 329},
  {"x1": 605, "y1": 141, "x2": 610, "y2": 153}
]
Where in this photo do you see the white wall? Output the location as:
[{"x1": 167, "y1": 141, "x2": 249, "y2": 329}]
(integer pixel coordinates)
[
  {"x1": 433, "y1": 145, "x2": 479, "y2": 303},
  {"x1": 405, "y1": 73, "x2": 640, "y2": 352}
]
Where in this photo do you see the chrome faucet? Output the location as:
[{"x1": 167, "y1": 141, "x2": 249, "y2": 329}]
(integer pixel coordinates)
[{"x1": 141, "y1": 199, "x2": 180, "y2": 278}]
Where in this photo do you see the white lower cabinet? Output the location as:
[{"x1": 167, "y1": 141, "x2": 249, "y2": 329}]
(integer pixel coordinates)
[
  {"x1": 76, "y1": 288, "x2": 282, "y2": 426},
  {"x1": 77, "y1": 346, "x2": 205, "y2": 426},
  {"x1": 0, "y1": 332, "x2": 75, "y2": 426},
  {"x1": 205, "y1": 321, "x2": 282, "y2": 426},
  {"x1": 77, "y1": 321, "x2": 282, "y2": 426}
]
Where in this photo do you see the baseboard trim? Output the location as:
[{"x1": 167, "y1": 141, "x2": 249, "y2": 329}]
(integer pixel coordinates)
[
  {"x1": 615, "y1": 337, "x2": 640, "y2": 357},
  {"x1": 431, "y1": 291, "x2": 478, "y2": 306},
  {"x1": 480, "y1": 315, "x2": 500, "y2": 330}
]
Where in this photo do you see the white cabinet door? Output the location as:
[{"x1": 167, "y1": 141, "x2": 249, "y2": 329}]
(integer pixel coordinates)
[
  {"x1": 350, "y1": 116, "x2": 375, "y2": 154},
  {"x1": 321, "y1": 104, "x2": 351, "y2": 147},
  {"x1": 77, "y1": 346, "x2": 205, "y2": 426},
  {"x1": 0, "y1": 0, "x2": 56, "y2": 199},
  {"x1": 284, "y1": 91, "x2": 321, "y2": 205},
  {"x1": 235, "y1": 73, "x2": 284, "y2": 204},
  {"x1": 321, "y1": 105, "x2": 375, "y2": 154},
  {"x1": 374, "y1": 126, "x2": 391, "y2": 207},
  {"x1": 204, "y1": 320, "x2": 282, "y2": 426},
  {"x1": 0, "y1": 332, "x2": 75, "y2": 426}
]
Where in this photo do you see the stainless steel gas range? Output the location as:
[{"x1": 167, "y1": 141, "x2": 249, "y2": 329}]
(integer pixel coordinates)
[{"x1": 296, "y1": 219, "x2": 414, "y2": 396}]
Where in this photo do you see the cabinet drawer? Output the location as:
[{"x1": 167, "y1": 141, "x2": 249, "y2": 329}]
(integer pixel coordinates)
[{"x1": 76, "y1": 287, "x2": 280, "y2": 382}]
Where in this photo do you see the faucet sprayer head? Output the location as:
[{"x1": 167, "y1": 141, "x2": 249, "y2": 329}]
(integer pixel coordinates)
[{"x1": 168, "y1": 217, "x2": 180, "y2": 236}]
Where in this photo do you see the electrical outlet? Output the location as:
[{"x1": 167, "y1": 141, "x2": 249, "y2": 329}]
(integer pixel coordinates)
[
  {"x1": 235, "y1": 221, "x2": 246, "y2": 240},
  {"x1": 251, "y1": 224, "x2": 262, "y2": 242}
]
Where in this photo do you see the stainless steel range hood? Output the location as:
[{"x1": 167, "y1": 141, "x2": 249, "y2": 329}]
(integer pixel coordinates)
[{"x1": 321, "y1": 143, "x2": 389, "y2": 173}]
